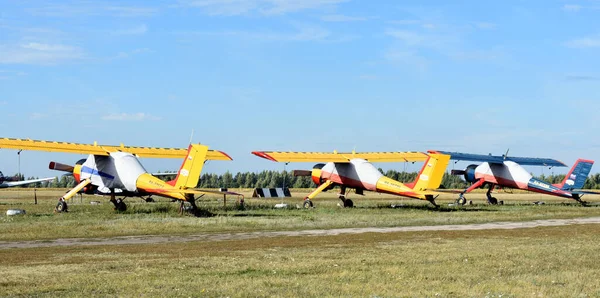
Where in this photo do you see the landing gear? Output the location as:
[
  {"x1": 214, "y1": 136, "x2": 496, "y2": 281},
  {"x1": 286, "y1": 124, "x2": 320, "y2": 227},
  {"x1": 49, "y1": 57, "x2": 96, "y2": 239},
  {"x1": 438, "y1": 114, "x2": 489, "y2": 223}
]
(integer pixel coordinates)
[
  {"x1": 426, "y1": 195, "x2": 440, "y2": 208},
  {"x1": 338, "y1": 192, "x2": 354, "y2": 208},
  {"x1": 145, "y1": 197, "x2": 155, "y2": 203},
  {"x1": 486, "y1": 185, "x2": 499, "y2": 205},
  {"x1": 110, "y1": 198, "x2": 127, "y2": 211},
  {"x1": 303, "y1": 199, "x2": 314, "y2": 208},
  {"x1": 55, "y1": 199, "x2": 68, "y2": 213},
  {"x1": 457, "y1": 195, "x2": 467, "y2": 206},
  {"x1": 340, "y1": 198, "x2": 354, "y2": 208}
]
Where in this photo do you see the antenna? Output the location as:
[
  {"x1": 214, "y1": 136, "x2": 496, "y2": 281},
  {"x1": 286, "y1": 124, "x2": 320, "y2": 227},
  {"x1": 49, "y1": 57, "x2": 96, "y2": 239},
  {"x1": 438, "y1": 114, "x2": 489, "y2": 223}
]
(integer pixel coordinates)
[
  {"x1": 504, "y1": 148, "x2": 510, "y2": 160},
  {"x1": 189, "y1": 129, "x2": 195, "y2": 145}
]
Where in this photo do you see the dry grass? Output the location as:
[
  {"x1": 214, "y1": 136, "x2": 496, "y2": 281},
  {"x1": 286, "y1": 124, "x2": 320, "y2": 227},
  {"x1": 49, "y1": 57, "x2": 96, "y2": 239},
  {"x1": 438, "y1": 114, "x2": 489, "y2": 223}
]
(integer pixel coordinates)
[
  {"x1": 1, "y1": 224, "x2": 600, "y2": 297},
  {"x1": 2, "y1": 189, "x2": 600, "y2": 241}
]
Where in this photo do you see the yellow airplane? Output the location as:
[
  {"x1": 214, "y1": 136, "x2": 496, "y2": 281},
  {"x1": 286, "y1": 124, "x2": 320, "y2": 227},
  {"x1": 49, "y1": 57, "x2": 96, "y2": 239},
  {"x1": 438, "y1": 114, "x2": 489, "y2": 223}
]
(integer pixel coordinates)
[
  {"x1": 252, "y1": 150, "x2": 450, "y2": 207},
  {"x1": 0, "y1": 138, "x2": 238, "y2": 213}
]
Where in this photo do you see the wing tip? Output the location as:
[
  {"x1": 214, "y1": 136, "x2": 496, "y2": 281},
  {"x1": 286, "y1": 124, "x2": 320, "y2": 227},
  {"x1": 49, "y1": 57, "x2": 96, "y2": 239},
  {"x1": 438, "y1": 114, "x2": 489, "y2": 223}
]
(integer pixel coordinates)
[{"x1": 252, "y1": 151, "x2": 278, "y2": 162}]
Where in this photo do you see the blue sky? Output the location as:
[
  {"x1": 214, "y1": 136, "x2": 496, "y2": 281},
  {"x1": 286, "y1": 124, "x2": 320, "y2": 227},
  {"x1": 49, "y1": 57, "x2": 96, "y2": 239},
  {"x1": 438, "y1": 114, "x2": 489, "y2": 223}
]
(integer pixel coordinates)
[{"x1": 1, "y1": 0, "x2": 599, "y2": 178}]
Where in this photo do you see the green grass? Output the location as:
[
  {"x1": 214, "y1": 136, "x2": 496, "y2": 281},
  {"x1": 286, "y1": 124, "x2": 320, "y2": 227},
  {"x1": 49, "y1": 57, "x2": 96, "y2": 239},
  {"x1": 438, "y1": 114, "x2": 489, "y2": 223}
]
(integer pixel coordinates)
[
  {"x1": 1, "y1": 224, "x2": 600, "y2": 297},
  {"x1": 2, "y1": 189, "x2": 600, "y2": 241}
]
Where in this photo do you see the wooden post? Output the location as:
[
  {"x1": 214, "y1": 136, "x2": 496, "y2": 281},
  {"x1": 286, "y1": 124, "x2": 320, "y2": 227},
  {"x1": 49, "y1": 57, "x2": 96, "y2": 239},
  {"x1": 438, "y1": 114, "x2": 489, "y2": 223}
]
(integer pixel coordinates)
[
  {"x1": 34, "y1": 188, "x2": 37, "y2": 205},
  {"x1": 223, "y1": 194, "x2": 226, "y2": 209}
]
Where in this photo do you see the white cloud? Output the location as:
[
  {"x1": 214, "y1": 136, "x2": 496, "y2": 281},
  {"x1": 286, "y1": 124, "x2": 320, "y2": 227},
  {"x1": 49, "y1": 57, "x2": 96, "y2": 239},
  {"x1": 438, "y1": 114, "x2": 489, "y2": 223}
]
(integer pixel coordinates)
[
  {"x1": 384, "y1": 49, "x2": 429, "y2": 72},
  {"x1": 474, "y1": 22, "x2": 496, "y2": 30},
  {"x1": 563, "y1": 4, "x2": 582, "y2": 12},
  {"x1": 101, "y1": 113, "x2": 162, "y2": 121},
  {"x1": 113, "y1": 24, "x2": 148, "y2": 35},
  {"x1": 181, "y1": 23, "x2": 353, "y2": 42},
  {"x1": 565, "y1": 36, "x2": 600, "y2": 48},
  {"x1": 180, "y1": 0, "x2": 347, "y2": 16},
  {"x1": 0, "y1": 42, "x2": 83, "y2": 65},
  {"x1": 320, "y1": 14, "x2": 367, "y2": 22},
  {"x1": 27, "y1": 3, "x2": 157, "y2": 17}
]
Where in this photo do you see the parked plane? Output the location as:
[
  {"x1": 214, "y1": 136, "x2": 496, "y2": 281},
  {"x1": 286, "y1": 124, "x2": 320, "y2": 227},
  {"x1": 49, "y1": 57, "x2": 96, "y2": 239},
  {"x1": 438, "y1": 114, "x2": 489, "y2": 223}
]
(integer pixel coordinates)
[
  {"x1": 443, "y1": 151, "x2": 594, "y2": 205},
  {"x1": 0, "y1": 171, "x2": 54, "y2": 188},
  {"x1": 252, "y1": 150, "x2": 450, "y2": 207},
  {"x1": 0, "y1": 138, "x2": 238, "y2": 213}
]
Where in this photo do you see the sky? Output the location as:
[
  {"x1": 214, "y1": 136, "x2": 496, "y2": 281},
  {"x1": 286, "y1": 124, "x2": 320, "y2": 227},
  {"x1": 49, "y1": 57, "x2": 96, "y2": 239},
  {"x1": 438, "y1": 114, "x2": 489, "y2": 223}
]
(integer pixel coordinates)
[{"x1": 1, "y1": 0, "x2": 599, "y2": 179}]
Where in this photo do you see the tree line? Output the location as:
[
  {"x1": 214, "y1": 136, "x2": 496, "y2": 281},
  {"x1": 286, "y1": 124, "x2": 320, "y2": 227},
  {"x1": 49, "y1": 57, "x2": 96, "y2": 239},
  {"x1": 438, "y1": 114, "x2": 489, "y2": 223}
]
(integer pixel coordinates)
[{"x1": 10, "y1": 170, "x2": 600, "y2": 190}]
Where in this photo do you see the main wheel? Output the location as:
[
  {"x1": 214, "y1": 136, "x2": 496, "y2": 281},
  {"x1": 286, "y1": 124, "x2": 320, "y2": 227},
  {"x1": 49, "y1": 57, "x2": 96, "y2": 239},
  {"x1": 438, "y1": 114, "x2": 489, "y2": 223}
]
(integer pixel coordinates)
[
  {"x1": 343, "y1": 199, "x2": 354, "y2": 208},
  {"x1": 488, "y1": 197, "x2": 498, "y2": 205},
  {"x1": 303, "y1": 199, "x2": 314, "y2": 208},
  {"x1": 115, "y1": 199, "x2": 127, "y2": 212},
  {"x1": 457, "y1": 196, "x2": 467, "y2": 205},
  {"x1": 55, "y1": 201, "x2": 68, "y2": 213}
]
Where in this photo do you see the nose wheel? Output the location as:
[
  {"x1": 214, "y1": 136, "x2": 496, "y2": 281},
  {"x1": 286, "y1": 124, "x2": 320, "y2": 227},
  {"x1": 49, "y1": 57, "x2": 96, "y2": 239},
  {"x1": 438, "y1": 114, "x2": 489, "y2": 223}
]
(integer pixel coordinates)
[
  {"x1": 55, "y1": 199, "x2": 68, "y2": 213},
  {"x1": 303, "y1": 199, "x2": 314, "y2": 208}
]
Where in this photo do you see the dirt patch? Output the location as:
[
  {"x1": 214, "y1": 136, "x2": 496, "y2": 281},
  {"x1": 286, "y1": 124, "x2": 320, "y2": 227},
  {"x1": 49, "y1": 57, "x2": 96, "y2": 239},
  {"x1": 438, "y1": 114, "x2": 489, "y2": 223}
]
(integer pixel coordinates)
[{"x1": 2, "y1": 217, "x2": 600, "y2": 249}]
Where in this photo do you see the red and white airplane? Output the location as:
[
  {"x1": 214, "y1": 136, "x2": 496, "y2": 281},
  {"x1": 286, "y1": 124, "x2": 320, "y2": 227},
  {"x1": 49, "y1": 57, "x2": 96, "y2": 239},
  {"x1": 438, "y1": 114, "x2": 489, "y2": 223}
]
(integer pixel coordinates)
[
  {"x1": 252, "y1": 150, "x2": 450, "y2": 207},
  {"x1": 442, "y1": 151, "x2": 594, "y2": 205}
]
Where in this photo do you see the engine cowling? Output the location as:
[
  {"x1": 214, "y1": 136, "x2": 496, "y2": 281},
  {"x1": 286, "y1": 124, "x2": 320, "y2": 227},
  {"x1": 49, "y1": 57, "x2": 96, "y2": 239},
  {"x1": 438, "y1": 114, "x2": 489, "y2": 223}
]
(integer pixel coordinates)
[
  {"x1": 311, "y1": 163, "x2": 326, "y2": 185},
  {"x1": 463, "y1": 164, "x2": 478, "y2": 183}
]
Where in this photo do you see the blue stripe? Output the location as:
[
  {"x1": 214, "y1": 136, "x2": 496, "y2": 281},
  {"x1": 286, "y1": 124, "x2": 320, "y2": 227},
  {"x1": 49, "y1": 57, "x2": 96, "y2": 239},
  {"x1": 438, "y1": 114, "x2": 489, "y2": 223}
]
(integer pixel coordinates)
[{"x1": 81, "y1": 166, "x2": 115, "y2": 180}]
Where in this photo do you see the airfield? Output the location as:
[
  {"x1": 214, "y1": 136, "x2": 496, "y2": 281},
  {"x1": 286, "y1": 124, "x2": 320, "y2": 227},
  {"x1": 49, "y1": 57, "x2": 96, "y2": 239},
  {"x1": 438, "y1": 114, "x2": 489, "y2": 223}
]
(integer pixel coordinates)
[{"x1": 2, "y1": 189, "x2": 600, "y2": 296}]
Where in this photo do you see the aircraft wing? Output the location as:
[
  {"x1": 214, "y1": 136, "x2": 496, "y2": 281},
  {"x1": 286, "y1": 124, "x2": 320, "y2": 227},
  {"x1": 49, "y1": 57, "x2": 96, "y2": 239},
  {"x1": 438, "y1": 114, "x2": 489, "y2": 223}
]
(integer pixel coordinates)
[
  {"x1": 0, "y1": 138, "x2": 231, "y2": 160},
  {"x1": 252, "y1": 151, "x2": 430, "y2": 163},
  {"x1": 438, "y1": 151, "x2": 567, "y2": 167},
  {"x1": 2, "y1": 177, "x2": 55, "y2": 188}
]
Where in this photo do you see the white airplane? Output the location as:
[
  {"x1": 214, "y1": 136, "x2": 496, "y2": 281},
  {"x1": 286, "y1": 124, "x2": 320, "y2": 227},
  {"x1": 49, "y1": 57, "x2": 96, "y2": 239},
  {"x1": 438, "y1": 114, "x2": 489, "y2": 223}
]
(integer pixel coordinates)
[
  {"x1": 0, "y1": 171, "x2": 54, "y2": 188},
  {"x1": 0, "y1": 138, "x2": 238, "y2": 213}
]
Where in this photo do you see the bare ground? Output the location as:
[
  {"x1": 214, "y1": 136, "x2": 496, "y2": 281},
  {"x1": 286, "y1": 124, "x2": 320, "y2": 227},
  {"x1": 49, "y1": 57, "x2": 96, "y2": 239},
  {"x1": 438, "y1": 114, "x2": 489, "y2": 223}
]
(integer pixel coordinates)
[{"x1": 2, "y1": 216, "x2": 600, "y2": 249}]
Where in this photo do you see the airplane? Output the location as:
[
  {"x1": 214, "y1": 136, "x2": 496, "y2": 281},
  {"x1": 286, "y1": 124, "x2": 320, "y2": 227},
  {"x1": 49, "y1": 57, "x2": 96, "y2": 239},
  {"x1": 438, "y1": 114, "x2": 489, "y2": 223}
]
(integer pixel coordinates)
[
  {"x1": 252, "y1": 150, "x2": 450, "y2": 208},
  {"x1": 0, "y1": 171, "x2": 54, "y2": 188},
  {"x1": 0, "y1": 138, "x2": 239, "y2": 213},
  {"x1": 441, "y1": 151, "x2": 594, "y2": 205}
]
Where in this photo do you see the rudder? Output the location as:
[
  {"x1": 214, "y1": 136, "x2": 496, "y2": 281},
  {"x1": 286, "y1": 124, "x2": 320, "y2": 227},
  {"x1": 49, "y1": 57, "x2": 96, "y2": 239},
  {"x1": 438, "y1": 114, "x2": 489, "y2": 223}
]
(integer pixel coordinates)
[
  {"x1": 411, "y1": 152, "x2": 451, "y2": 191},
  {"x1": 169, "y1": 144, "x2": 209, "y2": 189},
  {"x1": 555, "y1": 159, "x2": 594, "y2": 190}
]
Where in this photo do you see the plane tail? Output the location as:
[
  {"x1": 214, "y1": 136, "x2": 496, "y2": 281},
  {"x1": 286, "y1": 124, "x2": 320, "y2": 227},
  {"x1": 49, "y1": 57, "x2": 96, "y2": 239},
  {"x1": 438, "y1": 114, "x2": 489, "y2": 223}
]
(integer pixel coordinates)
[
  {"x1": 168, "y1": 144, "x2": 209, "y2": 189},
  {"x1": 410, "y1": 152, "x2": 451, "y2": 191},
  {"x1": 553, "y1": 159, "x2": 594, "y2": 190}
]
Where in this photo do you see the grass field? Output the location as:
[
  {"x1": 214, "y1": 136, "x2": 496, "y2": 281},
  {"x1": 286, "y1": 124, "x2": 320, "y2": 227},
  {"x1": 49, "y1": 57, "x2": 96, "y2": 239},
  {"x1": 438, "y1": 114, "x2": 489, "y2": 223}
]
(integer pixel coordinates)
[{"x1": 2, "y1": 189, "x2": 600, "y2": 296}]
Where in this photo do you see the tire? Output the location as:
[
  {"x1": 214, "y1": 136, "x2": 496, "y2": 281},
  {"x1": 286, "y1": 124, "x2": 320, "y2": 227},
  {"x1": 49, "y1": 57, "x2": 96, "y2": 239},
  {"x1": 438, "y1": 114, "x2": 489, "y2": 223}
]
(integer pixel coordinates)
[
  {"x1": 303, "y1": 200, "x2": 314, "y2": 208},
  {"x1": 116, "y1": 199, "x2": 127, "y2": 212},
  {"x1": 488, "y1": 197, "x2": 498, "y2": 205},
  {"x1": 457, "y1": 197, "x2": 467, "y2": 205},
  {"x1": 343, "y1": 199, "x2": 354, "y2": 208},
  {"x1": 56, "y1": 201, "x2": 68, "y2": 213}
]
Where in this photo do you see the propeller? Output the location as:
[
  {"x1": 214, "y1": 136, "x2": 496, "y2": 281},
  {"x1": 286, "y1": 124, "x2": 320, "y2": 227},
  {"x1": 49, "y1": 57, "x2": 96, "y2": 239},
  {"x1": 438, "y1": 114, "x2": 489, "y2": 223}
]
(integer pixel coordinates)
[
  {"x1": 49, "y1": 161, "x2": 75, "y2": 173},
  {"x1": 293, "y1": 170, "x2": 312, "y2": 177},
  {"x1": 451, "y1": 169, "x2": 466, "y2": 176}
]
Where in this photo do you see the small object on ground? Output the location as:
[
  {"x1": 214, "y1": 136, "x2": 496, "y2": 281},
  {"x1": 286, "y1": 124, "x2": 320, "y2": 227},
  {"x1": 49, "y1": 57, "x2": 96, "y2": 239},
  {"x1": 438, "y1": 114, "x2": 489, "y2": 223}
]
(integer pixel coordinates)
[
  {"x1": 468, "y1": 200, "x2": 473, "y2": 205},
  {"x1": 533, "y1": 201, "x2": 545, "y2": 205},
  {"x1": 274, "y1": 203, "x2": 288, "y2": 209},
  {"x1": 6, "y1": 209, "x2": 26, "y2": 216},
  {"x1": 391, "y1": 204, "x2": 405, "y2": 208},
  {"x1": 90, "y1": 201, "x2": 101, "y2": 205},
  {"x1": 499, "y1": 200, "x2": 504, "y2": 205}
]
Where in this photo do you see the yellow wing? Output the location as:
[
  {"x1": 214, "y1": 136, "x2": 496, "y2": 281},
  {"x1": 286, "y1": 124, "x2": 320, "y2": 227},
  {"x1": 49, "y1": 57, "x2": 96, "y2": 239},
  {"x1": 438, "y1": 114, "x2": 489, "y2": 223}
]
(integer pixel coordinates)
[
  {"x1": 0, "y1": 138, "x2": 231, "y2": 160},
  {"x1": 252, "y1": 151, "x2": 429, "y2": 163}
]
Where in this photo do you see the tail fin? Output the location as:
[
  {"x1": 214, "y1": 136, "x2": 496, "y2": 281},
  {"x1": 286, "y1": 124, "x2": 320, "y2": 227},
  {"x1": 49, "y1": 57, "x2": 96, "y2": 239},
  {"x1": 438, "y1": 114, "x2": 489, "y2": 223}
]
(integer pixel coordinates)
[
  {"x1": 410, "y1": 152, "x2": 451, "y2": 191},
  {"x1": 554, "y1": 159, "x2": 594, "y2": 190},
  {"x1": 168, "y1": 144, "x2": 209, "y2": 189}
]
